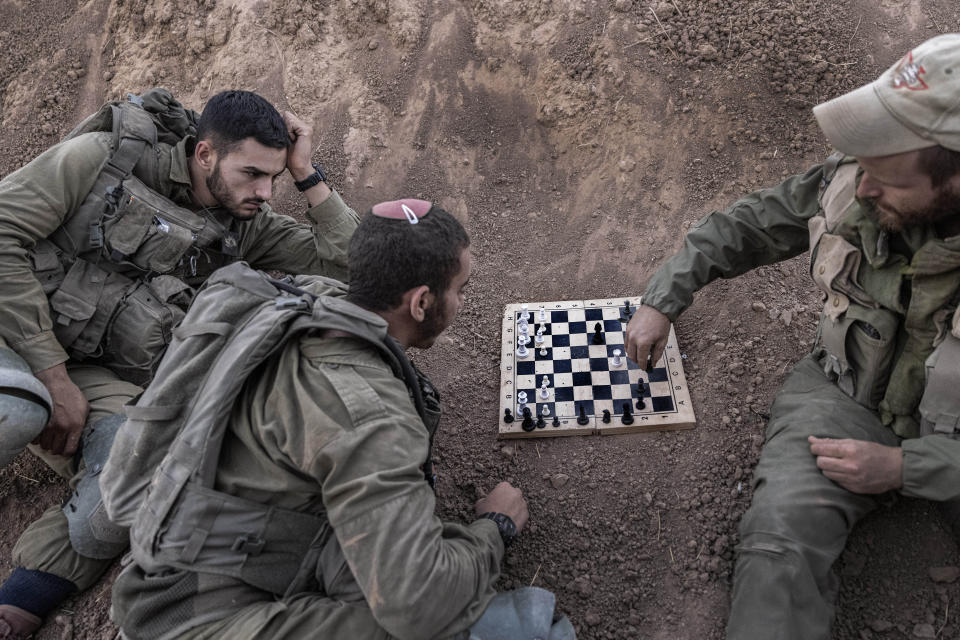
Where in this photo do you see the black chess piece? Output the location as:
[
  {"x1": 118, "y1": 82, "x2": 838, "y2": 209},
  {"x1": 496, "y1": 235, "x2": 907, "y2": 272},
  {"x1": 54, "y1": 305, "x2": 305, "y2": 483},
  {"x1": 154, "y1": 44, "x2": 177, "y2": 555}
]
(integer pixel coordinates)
[
  {"x1": 602, "y1": 409, "x2": 611, "y2": 424},
  {"x1": 577, "y1": 404, "x2": 589, "y2": 425},
  {"x1": 536, "y1": 412, "x2": 546, "y2": 429},
  {"x1": 636, "y1": 383, "x2": 646, "y2": 410},
  {"x1": 621, "y1": 401, "x2": 634, "y2": 425},
  {"x1": 592, "y1": 322, "x2": 604, "y2": 345},
  {"x1": 503, "y1": 408, "x2": 514, "y2": 424},
  {"x1": 552, "y1": 415, "x2": 561, "y2": 427},
  {"x1": 620, "y1": 299, "x2": 635, "y2": 323},
  {"x1": 521, "y1": 407, "x2": 535, "y2": 432},
  {"x1": 645, "y1": 355, "x2": 654, "y2": 373}
]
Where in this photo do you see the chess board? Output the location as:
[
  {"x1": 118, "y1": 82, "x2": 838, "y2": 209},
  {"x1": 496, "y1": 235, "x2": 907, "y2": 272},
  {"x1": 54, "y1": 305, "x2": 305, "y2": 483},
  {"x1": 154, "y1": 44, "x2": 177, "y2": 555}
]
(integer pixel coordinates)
[{"x1": 498, "y1": 297, "x2": 696, "y2": 438}]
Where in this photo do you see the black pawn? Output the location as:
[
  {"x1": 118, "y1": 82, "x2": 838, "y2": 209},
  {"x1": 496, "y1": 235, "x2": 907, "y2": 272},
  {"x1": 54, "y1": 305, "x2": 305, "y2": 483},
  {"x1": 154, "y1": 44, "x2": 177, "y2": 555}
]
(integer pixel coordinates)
[
  {"x1": 552, "y1": 415, "x2": 561, "y2": 427},
  {"x1": 503, "y1": 408, "x2": 514, "y2": 424},
  {"x1": 620, "y1": 299, "x2": 635, "y2": 322},
  {"x1": 592, "y1": 322, "x2": 604, "y2": 345},
  {"x1": 621, "y1": 401, "x2": 634, "y2": 425},
  {"x1": 645, "y1": 355, "x2": 655, "y2": 373},
  {"x1": 636, "y1": 383, "x2": 646, "y2": 410},
  {"x1": 602, "y1": 409, "x2": 611, "y2": 424},
  {"x1": 577, "y1": 404, "x2": 589, "y2": 425},
  {"x1": 536, "y1": 412, "x2": 546, "y2": 429},
  {"x1": 521, "y1": 407, "x2": 535, "y2": 432}
]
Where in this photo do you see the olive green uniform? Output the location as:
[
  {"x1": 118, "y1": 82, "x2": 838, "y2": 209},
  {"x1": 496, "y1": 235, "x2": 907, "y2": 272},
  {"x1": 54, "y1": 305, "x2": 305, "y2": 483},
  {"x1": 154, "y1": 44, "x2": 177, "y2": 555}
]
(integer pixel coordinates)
[
  {"x1": 0, "y1": 131, "x2": 359, "y2": 590},
  {"x1": 641, "y1": 158, "x2": 960, "y2": 639},
  {"x1": 111, "y1": 328, "x2": 505, "y2": 640}
]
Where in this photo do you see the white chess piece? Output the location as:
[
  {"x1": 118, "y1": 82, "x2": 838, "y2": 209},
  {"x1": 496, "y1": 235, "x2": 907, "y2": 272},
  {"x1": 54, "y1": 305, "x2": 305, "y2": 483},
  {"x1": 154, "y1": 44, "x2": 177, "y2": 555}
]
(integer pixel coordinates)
[
  {"x1": 516, "y1": 335, "x2": 529, "y2": 357},
  {"x1": 538, "y1": 305, "x2": 546, "y2": 322},
  {"x1": 517, "y1": 391, "x2": 528, "y2": 411},
  {"x1": 535, "y1": 326, "x2": 545, "y2": 345},
  {"x1": 612, "y1": 348, "x2": 623, "y2": 367},
  {"x1": 541, "y1": 405, "x2": 551, "y2": 416},
  {"x1": 521, "y1": 304, "x2": 532, "y2": 322},
  {"x1": 539, "y1": 375, "x2": 550, "y2": 399},
  {"x1": 539, "y1": 346, "x2": 547, "y2": 357}
]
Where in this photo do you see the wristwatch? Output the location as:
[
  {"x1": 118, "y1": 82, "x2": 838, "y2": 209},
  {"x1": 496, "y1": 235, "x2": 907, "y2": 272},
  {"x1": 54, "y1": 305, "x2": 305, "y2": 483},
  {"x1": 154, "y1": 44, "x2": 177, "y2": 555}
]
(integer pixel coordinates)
[
  {"x1": 294, "y1": 163, "x2": 327, "y2": 192},
  {"x1": 478, "y1": 512, "x2": 518, "y2": 547}
]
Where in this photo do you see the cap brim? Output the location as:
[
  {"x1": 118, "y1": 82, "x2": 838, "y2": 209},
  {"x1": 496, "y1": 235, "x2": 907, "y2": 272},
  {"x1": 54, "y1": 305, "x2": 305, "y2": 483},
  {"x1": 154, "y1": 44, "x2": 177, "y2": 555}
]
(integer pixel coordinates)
[{"x1": 813, "y1": 83, "x2": 935, "y2": 157}]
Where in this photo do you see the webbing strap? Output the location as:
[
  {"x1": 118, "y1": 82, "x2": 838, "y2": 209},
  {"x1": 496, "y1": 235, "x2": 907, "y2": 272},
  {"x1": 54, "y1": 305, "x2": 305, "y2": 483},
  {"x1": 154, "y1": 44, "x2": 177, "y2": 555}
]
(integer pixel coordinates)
[
  {"x1": 173, "y1": 322, "x2": 233, "y2": 339},
  {"x1": 124, "y1": 404, "x2": 182, "y2": 421}
]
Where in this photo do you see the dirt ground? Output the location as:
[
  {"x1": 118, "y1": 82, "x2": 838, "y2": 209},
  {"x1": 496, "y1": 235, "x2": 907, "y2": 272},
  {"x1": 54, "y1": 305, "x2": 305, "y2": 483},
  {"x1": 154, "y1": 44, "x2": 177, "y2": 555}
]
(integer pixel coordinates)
[{"x1": 2, "y1": 0, "x2": 960, "y2": 638}]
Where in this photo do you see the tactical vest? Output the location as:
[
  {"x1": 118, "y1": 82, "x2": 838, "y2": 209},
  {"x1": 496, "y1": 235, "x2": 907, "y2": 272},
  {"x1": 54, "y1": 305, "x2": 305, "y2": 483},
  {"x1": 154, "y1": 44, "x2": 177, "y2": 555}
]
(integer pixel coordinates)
[
  {"x1": 27, "y1": 90, "x2": 240, "y2": 385},
  {"x1": 809, "y1": 154, "x2": 960, "y2": 437},
  {"x1": 101, "y1": 262, "x2": 440, "y2": 597}
]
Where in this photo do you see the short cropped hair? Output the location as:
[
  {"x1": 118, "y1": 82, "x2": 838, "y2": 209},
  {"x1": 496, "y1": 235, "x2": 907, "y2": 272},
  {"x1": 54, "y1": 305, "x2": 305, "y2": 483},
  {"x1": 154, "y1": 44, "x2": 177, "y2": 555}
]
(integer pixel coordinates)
[
  {"x1": 347, "y1": 205, "x2": 470, "y2": 311},
  {"x1": 196, "y1": 90, "x2": 289, "y2": 154},
  {"x1": 918, "y1": 145, "x2": 960, "y2": 189}
]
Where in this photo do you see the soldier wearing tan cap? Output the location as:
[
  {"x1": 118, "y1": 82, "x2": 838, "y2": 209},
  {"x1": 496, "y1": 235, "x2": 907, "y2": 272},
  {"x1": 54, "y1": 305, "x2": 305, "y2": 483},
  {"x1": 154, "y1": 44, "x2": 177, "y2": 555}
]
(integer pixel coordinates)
[{"x1": 624, "y1": 34, "x2": 960, "y2": 638}]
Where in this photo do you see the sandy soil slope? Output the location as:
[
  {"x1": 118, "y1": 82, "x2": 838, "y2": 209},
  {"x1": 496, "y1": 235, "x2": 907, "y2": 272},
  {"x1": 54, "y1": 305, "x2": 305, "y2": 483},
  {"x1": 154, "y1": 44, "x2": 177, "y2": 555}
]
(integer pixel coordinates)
[{"x1": 2, "y1": 0, "x2": 960, "y2": 637}]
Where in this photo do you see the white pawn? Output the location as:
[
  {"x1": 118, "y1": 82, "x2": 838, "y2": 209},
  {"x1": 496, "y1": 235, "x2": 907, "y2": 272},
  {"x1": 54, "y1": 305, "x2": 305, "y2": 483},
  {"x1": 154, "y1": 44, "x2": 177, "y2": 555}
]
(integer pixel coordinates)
[
  {"x1": 518, "y1": 317, "x2": 529, "y2": 335},
  {"x1": 516, "y1": 335, "x2": 529, "y2": 358},
  {"x1": 538, "y1": 305, "x2": 546, "y2": 323},
  {"x1": 539, "y1": 375, "x2": 550, "y2": 399},
  {"x1": 535, "y1": 326, "x2": 545, "y2": 344},
  {"x1": 517, "y1": 391, "x2": 528, "y2": 411},
  {"x1": 612, "y1": 348, "x2": 623, "y2": 367},
  {"x1": 541, "y1": 405, "x2": 551, "y2": 416},
  {"x1": 539, "y1": 346, "x2": 547, "y2": 357}
]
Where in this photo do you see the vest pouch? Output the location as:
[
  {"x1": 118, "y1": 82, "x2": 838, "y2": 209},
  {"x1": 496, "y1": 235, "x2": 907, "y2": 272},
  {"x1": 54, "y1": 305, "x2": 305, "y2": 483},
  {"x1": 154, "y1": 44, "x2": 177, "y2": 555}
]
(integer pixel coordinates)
[
  {"x1": 49, "y1": 259, "x2": 108, "y2": 354},
  {"x1": 102, "y1": 176, "x2": 203, "y2": 274},
  {"x1": 99, "y1": 276, "x2": 190, "y2": 386},
  {"x1": 27, "y1": 239, "x2": 66, "y2": 296},
  {"x1": 920, "y1": 335, "x2": 960, "y2": 437},
  {"x1": 814, "y1": 303, "x2": 900, "y2": 409}
]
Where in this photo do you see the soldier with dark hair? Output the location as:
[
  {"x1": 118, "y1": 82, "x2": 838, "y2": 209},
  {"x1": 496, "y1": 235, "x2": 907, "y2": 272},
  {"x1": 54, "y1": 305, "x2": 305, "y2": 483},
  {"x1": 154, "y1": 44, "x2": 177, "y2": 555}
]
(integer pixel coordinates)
[
  {"x1": 110, "y1": 199, "x2": 575, "y2": 640},
  {"x1": 0, "y1": 88, "x2": 359, "y2": 637}
]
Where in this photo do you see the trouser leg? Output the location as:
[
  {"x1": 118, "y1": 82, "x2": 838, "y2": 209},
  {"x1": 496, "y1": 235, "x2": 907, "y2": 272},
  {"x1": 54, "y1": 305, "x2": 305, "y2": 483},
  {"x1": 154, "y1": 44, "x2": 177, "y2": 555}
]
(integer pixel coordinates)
[
  {"x1": 726, "y1": 356, "x2": 900, "y2": 640},
  {"x1": 9, "y1": 364, "x2": 140, "y2": 592}
]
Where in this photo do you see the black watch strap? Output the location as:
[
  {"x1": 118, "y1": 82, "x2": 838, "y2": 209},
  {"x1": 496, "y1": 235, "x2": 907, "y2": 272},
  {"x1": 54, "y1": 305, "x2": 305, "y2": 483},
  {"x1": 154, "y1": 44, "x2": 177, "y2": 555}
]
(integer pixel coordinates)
[
  {"x1": 294, "y1": 163, "x2": 327, "y2": 192},
  {"x1": 478, "y1": 512, "x2": 517, "y2": 547}
]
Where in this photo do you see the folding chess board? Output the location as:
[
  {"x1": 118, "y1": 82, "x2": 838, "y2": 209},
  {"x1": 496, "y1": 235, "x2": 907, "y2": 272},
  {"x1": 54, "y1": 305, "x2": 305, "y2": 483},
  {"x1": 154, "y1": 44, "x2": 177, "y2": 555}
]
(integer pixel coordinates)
[{"x1": 498, "y1": 297, "x2": 696, "y2": 438}]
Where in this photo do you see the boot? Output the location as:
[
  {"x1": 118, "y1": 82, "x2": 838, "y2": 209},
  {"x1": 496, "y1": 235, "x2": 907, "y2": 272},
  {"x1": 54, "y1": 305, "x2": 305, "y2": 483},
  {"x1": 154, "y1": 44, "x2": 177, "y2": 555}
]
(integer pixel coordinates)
[{"x1": 0, "y1": 605, "x2": 41, "y2": 639}]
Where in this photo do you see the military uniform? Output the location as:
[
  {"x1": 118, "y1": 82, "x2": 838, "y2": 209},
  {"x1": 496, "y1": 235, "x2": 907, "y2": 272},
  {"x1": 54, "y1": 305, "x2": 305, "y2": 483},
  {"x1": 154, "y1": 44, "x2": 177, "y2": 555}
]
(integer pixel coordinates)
[
  {"x1": 642, "y1": 157, "x2": 960, "y2": 638},
  {"x1": 111, "y1": 297, "x2": 505, "y2": 640},
  {"x1": 0, "y1": 128, "x2": 359, "y2": 593}
]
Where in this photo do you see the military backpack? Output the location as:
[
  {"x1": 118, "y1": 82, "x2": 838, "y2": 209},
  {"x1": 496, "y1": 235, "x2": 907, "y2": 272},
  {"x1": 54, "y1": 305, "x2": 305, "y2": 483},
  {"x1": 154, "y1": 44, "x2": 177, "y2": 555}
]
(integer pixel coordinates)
[{"x1": 101, "y1": 261, "x2": 439, "y2": 596}]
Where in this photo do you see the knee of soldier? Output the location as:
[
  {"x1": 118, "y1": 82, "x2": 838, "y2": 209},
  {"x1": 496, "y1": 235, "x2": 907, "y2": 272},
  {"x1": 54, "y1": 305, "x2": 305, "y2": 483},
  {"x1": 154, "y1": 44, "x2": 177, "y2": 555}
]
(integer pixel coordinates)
[
  {"x1": 64, "y1": 414, "x2": 130, "y2": 560},
  {"x1": 0, "y1": 347, "x2": 52, "y2": 469}
]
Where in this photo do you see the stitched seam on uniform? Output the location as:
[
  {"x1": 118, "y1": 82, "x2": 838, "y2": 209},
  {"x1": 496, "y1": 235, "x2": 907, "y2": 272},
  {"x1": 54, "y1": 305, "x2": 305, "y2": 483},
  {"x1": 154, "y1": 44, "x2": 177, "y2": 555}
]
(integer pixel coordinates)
[{"x1": 318, "y1": 365, "x2": 390, "y2": 428}]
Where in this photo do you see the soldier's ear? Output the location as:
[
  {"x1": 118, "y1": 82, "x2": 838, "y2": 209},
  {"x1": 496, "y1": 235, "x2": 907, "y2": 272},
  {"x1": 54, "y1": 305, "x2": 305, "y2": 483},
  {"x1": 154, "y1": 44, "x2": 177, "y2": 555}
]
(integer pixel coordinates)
[
  {"x1": 406, "y1": 285, "x2": 433, "y2": 323},
  {"x1": 194, "y1": 139, "x2": 217, "y2": 171}
]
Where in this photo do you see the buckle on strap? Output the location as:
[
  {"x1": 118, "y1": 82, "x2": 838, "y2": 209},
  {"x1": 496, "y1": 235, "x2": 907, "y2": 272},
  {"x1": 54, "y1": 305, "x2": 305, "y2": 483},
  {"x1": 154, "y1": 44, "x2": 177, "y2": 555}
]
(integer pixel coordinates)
[
  {"x1": 231, "y1": 534, "x2": 266, "y2": 556},
  {"x1": 934, "y1": 414, "x2": 960, "y2": 436}
]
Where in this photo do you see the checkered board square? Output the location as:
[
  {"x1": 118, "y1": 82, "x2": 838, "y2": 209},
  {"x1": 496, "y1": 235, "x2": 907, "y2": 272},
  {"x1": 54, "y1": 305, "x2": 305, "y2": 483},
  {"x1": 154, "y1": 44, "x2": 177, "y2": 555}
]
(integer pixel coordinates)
[{"x1": 499, "y1": 297, "x2": 696, "y2": 438}]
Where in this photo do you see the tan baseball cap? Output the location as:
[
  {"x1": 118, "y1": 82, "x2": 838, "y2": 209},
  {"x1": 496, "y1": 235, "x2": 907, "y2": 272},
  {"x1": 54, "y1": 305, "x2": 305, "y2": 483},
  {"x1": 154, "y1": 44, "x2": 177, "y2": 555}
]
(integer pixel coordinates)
[{"x1": 813, "y1": 33, "x2": 960, "y2": 157}]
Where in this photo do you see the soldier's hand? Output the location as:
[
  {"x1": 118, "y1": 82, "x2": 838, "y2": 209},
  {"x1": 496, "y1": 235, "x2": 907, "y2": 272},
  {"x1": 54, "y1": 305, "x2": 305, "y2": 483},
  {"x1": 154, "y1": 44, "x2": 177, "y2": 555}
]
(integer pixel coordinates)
[
  {"x1": 809, "y1": 436, "x2": 903, "y2": 494},
  {"x1": 283, "y1": 111, "x2": 316, "y2": 182},
  {"x1": 475, "y1": 481, "x2": 529, "y2": 532},
  {"x1": 33, "y1": 363, "x2": 89, "y2": 456},
  {"x1": 624, "y1": 304, "x2": 671, "y2": 369}
]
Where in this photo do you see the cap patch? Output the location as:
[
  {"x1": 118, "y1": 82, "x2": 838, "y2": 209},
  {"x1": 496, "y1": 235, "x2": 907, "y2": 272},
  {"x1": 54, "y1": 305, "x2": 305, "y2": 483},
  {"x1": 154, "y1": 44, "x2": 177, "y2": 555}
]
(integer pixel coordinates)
[
  {"x1": 892, "y1": 51, "x2": 929, "y2": 91},
  {"x1": 371, "y1": 198, "x2": 432, "y2": 224}
]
